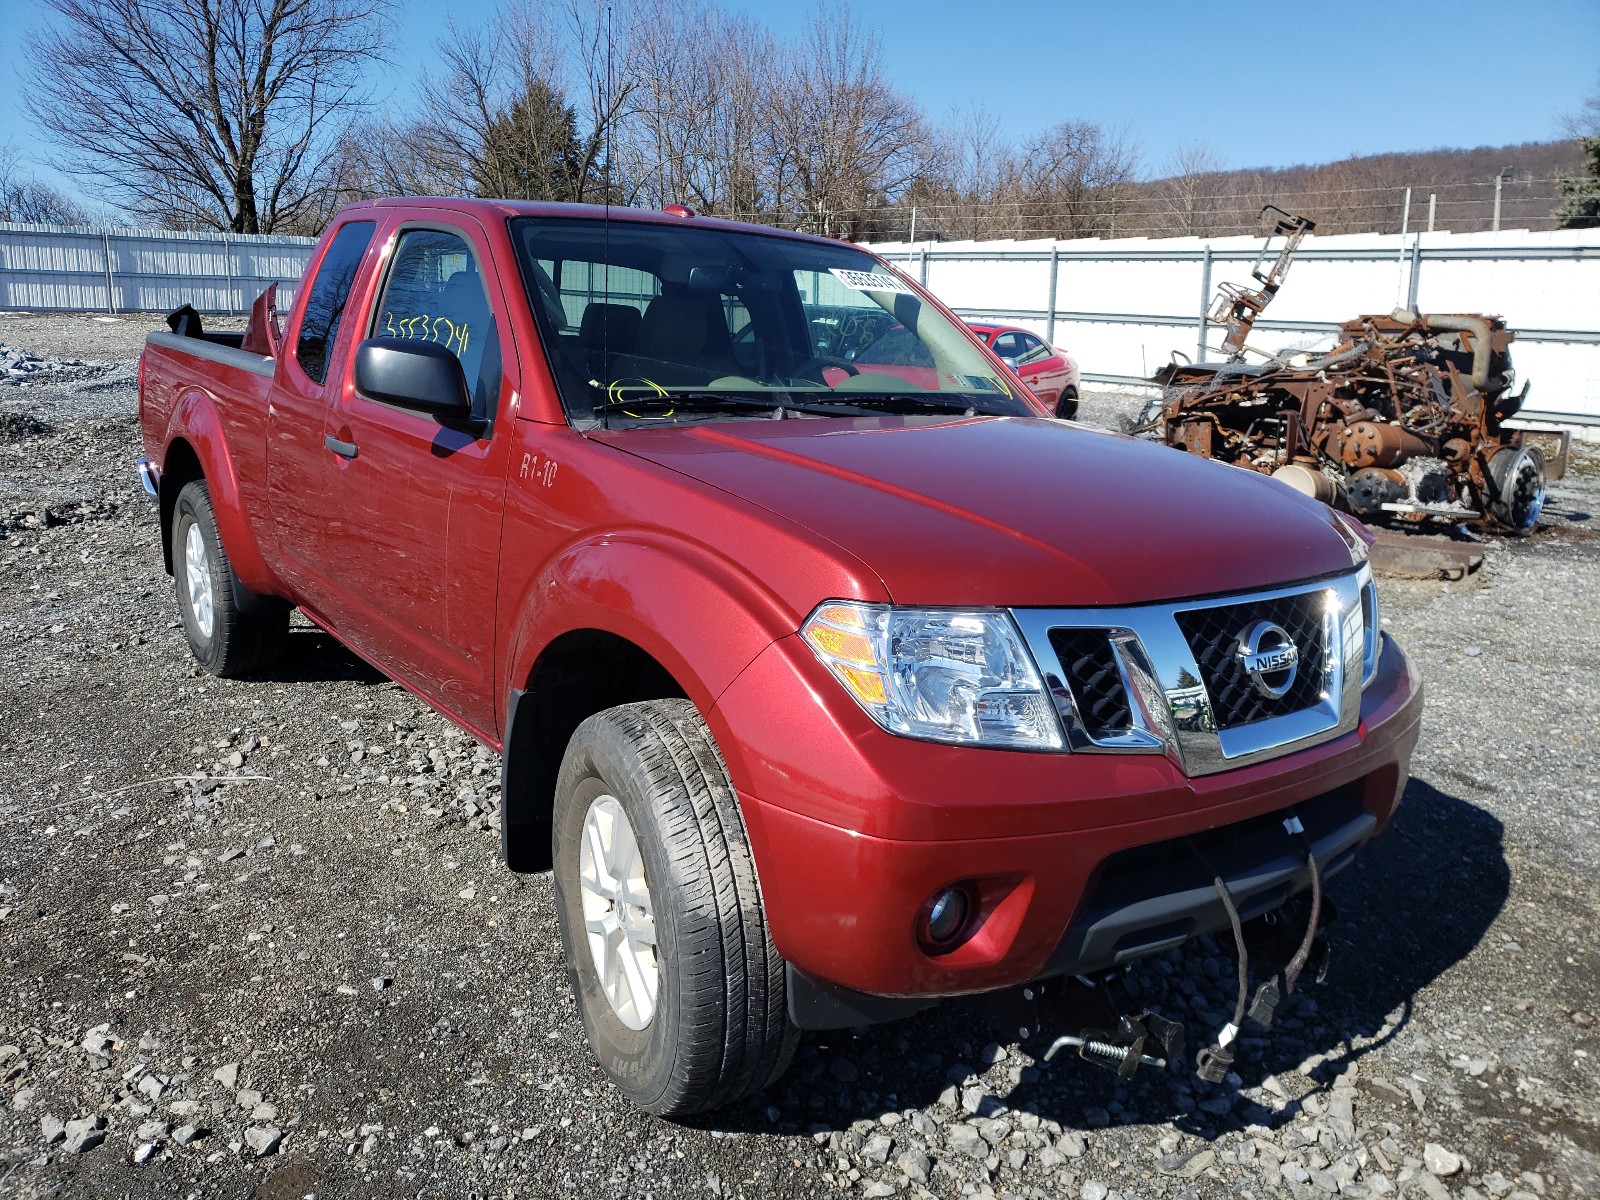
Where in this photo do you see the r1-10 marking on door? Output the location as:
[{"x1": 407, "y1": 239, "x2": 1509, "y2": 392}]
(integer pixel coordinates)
[{"x1": 519, "y1": 453, "x2": 559, "y2": 488}]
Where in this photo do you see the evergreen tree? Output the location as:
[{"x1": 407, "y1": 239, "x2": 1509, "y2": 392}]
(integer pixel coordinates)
[
  {"x1": 1555, "y1": 137, "x2": 1600, "y2": 229},
  {"x1": 475, "y1": 80, "x2": 586, "y2": 202}
]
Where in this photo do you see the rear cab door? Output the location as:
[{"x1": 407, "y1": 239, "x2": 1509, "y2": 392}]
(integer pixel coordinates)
[{"x1": 267, "y1": 217, "x2": 382, "y2": 596}]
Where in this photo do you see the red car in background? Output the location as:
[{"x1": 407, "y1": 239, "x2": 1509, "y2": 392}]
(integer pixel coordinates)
[{"x1": 966, "y1": 322, "x2": 1080, "y2": 419}]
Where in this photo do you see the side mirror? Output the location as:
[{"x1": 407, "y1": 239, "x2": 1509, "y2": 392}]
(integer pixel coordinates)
[
  {"x1": 999, "y1": 355, "x2": 1020, "y2": 371},
  {"x1": 354, "y1": 337, "x2": 472, "y2": 421}
]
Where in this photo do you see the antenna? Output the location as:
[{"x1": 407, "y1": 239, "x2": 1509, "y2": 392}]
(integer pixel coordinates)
[{"x1": 600, "y1": 1, "x2": 613, "y2": 425}]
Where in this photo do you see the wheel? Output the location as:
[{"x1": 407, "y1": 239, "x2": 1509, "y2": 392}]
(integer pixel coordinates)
[
  {"x1": 552, "y1": 699, "x2": 798, "y2": 1116},
  {"x1": 1131, "y1": 394, "x2": 1168, "y2": 439},
  {"x1": 1485, "y1": 445, "x2": 1545, "y2": 535},
  {"x1": 172, "y1": 480, "x2": 288, "y2": 677},
  {"x1": 1053, "y1": 386, "x2": 1079, "y2": 421}
]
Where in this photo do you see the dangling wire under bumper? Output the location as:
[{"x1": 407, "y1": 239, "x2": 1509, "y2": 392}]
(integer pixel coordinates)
[{"x1": 1196, "y1": 809, "x2": 1332, "y2": 1083}]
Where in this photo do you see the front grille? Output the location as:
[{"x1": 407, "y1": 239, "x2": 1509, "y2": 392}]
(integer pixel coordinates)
[
  {"x1": 1174, "y1": 589, "x2": 1328, "y2": 729},
  {"x1": 1047, "y1": 628, "x2": 1132, "y2": 737}
]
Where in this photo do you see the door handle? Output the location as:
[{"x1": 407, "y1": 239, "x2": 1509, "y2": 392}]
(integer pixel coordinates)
[{"x1": 325, "y1": 434, "x2": 358, "y2": 459}]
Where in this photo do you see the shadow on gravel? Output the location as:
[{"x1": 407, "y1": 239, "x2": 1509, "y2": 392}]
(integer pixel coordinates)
[
  {"x1": 261, "y1": 627, "x2": 387, "y2": 686},
  {"x1": 698, "y1": 776, "x2": 1508, "y2": 1140}
]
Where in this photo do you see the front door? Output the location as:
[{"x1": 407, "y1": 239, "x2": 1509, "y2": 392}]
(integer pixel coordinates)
[{"x1": 315, "y1": 216, "x2": 515, "y2": 736}]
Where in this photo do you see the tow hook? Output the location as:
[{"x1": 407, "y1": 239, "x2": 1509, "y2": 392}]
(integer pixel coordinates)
[
  {"x1": 971, "y1": 972, "x2": 1186, "y2": 1082},
  {"x1": 1045, "y1": 1009, "x2": 1185, "y2": 1078}
]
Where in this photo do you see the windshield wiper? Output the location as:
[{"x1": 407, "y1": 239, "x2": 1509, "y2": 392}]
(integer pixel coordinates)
[
  {"x1": 591, "y1": 390, "x2": 844, "y2": 425},
  {"x1": 801, "y1": 392, "x2": 1003, "y2": 416}
]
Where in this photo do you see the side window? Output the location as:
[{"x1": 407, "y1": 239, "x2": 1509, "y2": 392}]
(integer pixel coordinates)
[
  {"x1": 296, "y1": 221, "x2": 376, "y2": 384},
  {"x1": 991, "y1": 332, "x2": 1022, "y2": 360},
  {"x1": 856, "y1": 327, "x2": 934, "y2": 368},
  {"x1": 1017, "y1": 333, "x2": 1050, "y2": 366},
  {"x1": 374, "y1": 228, "x2": 503, "y2": 420}
]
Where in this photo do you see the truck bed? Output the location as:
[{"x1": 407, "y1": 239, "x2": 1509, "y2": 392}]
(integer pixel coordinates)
[{"x1": 144, "y1": 329, "x2": 273, "y2": 377}]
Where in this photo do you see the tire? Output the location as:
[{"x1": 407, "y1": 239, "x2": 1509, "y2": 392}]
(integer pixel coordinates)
[
  {"x1": 552, "y1": 699, "x2": 798, "y2": 1116},
  {"x1": 1485, "y1": 445, "x2": 1546, "y2": 536},
  {"x1": 1054, "y1": 386, "x2": 1079, "y2": 421},
  {"x1": 1131, "y1": 394, "x2": 1168, "y2": 439},
  {"x1": 172, "y1": 480, "x2": 288, "y2": 677}
]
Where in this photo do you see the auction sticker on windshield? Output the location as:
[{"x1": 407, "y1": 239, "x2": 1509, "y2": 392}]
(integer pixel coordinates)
[{"x1": 829, "y1": 268, "x2": 916, "y2": 295}]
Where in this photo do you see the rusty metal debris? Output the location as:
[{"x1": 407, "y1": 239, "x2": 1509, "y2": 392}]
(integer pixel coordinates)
[
  {"x1": 1367, "y1": 528, "x2": 1484, "y2": 581},
  {"x1": 1145, "y1": 210, "x2": 1569, "y2": 535},
  {"x1": 1209, "y1": 206, "x2": 1316, "y2": 360}
]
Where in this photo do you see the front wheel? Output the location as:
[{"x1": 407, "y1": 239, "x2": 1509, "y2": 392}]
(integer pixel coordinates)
[
  {"x1": 172, "y1": 480, "x2": 287, "y2": 677},
  {"x1": 552, "y1": 699, "x2": 797, "y2": 1116}
]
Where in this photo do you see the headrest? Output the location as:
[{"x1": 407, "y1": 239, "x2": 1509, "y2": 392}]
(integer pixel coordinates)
[
  {"x1": 638, "y1": 295, "x2": 707, "y2": 356},
  {"x1": 580, "y1": 303, "x2": 642, "y2": 350}
]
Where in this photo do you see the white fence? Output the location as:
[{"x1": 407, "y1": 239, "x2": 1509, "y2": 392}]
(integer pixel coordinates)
[
  {"x1": 2, "y1": 219, "x2": 1596, "y2": 424},
  {"x1": 0, "y1": 221, "x2": 316, "y2": 315},
  {"x1": 865, "y1": 227, "x2": 1600, "y2": 425}
]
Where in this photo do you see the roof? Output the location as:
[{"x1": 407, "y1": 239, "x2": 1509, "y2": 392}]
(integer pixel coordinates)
[{"x1": 339, "y1": 197, "x2": 845, "y2": 249}]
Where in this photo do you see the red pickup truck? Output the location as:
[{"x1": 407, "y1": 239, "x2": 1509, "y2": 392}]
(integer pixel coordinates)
[{"x1": 138, "y1": 198, "x2": 1421, "y2": 1116}]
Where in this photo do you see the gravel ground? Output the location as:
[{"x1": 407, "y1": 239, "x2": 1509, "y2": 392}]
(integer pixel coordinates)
[{"x1": 0, "y1": 314, "x2": 1596, "y2": 1200}]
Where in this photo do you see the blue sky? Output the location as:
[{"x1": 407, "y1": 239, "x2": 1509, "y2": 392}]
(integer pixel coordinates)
[{"x1": 2, "y1": 0, "x2": 1596, "y2": 211}]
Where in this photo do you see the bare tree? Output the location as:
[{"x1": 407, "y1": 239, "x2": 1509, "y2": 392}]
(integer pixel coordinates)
[
  {"x1": 936, "y1": 104, "x2": 1006, "y2": 238},
  {"x1": 1561, "y1": 79, "x2": 1600, "y2": 139},
  {"x1": 417, "y1": 13, "x2": 571, "y2": 201},
  {"x1": 766, "y1": 6, "x2": 933, "y2": 238},
  {"x1": 326, "y1": 118, "x2": 472, "y2": 202},
  {"x1": 996, "y1": 120, "x2": 1139, "y2": 238},
  {"x1": 1155, "y1": 142, "x2": 1225, "y2": 236},
  {"x1": 0, "y1": 142, "x2": 85, "y2": 224},
  {"x1": 615, "y1": 0, "x2": 777, "y2": 216},
  {"x1": 25, "y1": 0, "x2": 389, "y2": 233}
]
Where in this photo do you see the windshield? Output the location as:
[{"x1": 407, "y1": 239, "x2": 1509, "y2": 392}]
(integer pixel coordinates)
[{"x1": 509, "y1": 216, "x2": 1032, "y2": 424}]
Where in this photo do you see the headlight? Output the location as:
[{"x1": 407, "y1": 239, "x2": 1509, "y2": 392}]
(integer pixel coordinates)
[
  {"x1": 801, "y1": 602, "x2": 1064, "y2": 750},
  {"x1": 1357, "y1": 564, "x2": 1382, "y2": 687},
  {"x1": 1330, "y1": 510, "x2": 1373, "y2": 565}
]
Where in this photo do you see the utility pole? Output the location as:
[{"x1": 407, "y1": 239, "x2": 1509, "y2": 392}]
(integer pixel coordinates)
[
  {"x1": 1397, "y1": 189, "x2": 1412, "y2": 306},
  {"x1": 1492, "y1": 166, "x2": 1513, "y2": 232}
]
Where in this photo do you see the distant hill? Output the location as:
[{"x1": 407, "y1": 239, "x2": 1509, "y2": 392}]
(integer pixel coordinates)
[{"x1": 1125, "y1": 138, "x2": 1591, "y2": 238}]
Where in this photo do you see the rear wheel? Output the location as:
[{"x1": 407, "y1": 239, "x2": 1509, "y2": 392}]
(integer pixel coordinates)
[
  {"x1": 172, "y1": 480, "x2": 288, "y2": 677},
  {"x1": 1054, "y1": 385, "x2": 1079, "y2": 421},
  {"x1": 552, "y1": 699, "x2": 797, "y2": 1116},
  {"x1": 1486, "y1": 445, "x2": 1546, "y2": 535}
]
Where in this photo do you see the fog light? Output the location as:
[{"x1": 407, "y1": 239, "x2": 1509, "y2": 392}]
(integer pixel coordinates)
[{"x1": 920, "y1": 886, "x2": 971, "y2": 951}]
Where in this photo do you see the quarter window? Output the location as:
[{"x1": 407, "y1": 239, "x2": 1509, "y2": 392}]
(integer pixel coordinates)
[
  {"x1": 296, "y1": 220, "x2": 375, "y2": 384},
  {"x1": 374, "y1": 229, "x2": 503, "y2": 420}
]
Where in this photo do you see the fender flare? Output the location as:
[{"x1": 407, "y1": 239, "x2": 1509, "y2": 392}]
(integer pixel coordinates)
[
  {"x1": 502, "y1": 528, "x2": 816, "y2": 717},
  {"x1": 497, "y1": 528, "x2": 872, "y2": 872},
  {"x1": 161, "y1": 388, "x2": 284, "y2": 604}
]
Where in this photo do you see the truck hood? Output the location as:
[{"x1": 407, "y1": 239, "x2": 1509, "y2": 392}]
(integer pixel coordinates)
[{"x1": 592, "y1": 415, "x2": 1356, "y2": 607}]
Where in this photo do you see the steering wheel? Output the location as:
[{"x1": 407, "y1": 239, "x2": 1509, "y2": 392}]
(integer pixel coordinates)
[{"x1": 791, "y1": 354, "x2": 861, "y2": 382}]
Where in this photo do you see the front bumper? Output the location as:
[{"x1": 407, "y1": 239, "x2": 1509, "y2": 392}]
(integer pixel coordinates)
[{"x1": 712, "y1": 630, "x2": 1421, "y2": 1008}]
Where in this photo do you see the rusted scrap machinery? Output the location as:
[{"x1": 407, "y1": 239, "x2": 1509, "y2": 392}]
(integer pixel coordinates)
[{"x1": 1146, "y1": 211, "x2": 1561, "y2": 535}]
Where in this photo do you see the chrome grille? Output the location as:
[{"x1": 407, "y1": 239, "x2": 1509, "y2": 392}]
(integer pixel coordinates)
[
  {"x1": 1173, "y1": 591, "x2": 1328, "y2": 729},
  {"x1": 1010, "y1": 570, "x2": 1365, "y2": 777},
  {"x1": 1047, "y1": 628, "x2": 1132, "y2": 738}
]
